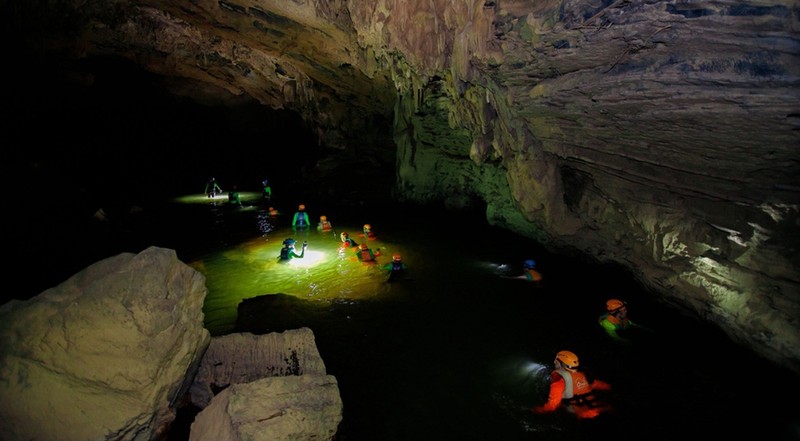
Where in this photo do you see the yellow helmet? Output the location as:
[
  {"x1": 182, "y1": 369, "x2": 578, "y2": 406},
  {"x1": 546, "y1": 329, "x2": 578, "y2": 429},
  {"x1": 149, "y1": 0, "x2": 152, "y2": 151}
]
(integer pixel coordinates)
[
  {"x1": 320, "y1": 215, "x2": 327, "y2": 221},
  {"x1": 341, "y1": 232, "x2": 349, "y2": 239},
  {"x1": 556, "y1": 350, "x2": 579, "y2": 370},
  {"x1": 606, "y1": 299, "x2": 626, "y2": 312},
  {"x1": 363, "y1": 224, "x2": 371, "y2": 230}
]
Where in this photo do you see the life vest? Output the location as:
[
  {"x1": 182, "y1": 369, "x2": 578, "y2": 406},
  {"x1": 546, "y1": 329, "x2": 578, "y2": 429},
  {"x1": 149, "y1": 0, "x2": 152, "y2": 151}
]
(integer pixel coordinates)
[
  {"x1": 320, "y1": 221, "x2": 332, "y2": 231},
  {"x1": 553, "y1": 368, "x2": 607, "y2": 418},
  {"x1": 358, "y1": 249, "x2": 375, "y2": 261},
  {"x1": 554, "y1": 369, "x2": 591, "y2": 400},
  {"x1": 279, "y1": 247, "x2": 292, "y2": 260},
  {"x1": 294, "y1": 212, "x2": 309, "y2": 227},
  {"x1": 525, "y1": 268, "x2": 543, "y2": 282},
  {"x1": 599, "y1": 313, "x2": 630, "y2": 330}
]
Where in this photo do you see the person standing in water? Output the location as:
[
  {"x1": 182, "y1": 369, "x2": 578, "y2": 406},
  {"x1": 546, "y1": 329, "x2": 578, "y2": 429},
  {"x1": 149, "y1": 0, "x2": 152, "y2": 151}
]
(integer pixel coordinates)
[
  {"x1": 501, "y1": 259, "x2": 542, "y2": 283},
  {"x1": 382, "y1": 253, "x2": 408, "y2": 282},
  {"x1": 317, "y1": 215, "x2": 334, "y2": 232},
  {"x1": 292, "y1": 204, "x2": 310, "y2": 229},
  {"x1": 532, "y1": 350, "x2": 612, "y2": 419},
  {"x1": 278, "y1": 238, "x2": 307, "y2": 261},
  {"x1": 228, "y1": 185, "x2": 242, "y2": 207},
  {"x1": 261, "y1": 178, "x2": 272, "y2": 201},
  {"x1": 355, "y1": 243, "x2": 379, "y2": 262},
  {"x1": 205, "y1": 176, "x2": 222, "y2": 198},
  {"x1": 340, "y1": 231, "x2": 358, "y2": 249},
  {"x1": 598, "y1": 299, "x2": 649, "y2": 344}
]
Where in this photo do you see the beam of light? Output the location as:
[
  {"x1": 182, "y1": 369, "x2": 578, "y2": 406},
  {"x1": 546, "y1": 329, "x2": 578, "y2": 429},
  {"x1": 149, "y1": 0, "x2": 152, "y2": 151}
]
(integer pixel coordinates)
[
  {"x1": 172, "y1": 192, "x2": 263, "y2": 205},
  {"x1": 287, "y1": 249, "x2": 326, "y2": 267},
  {"x1": 520, "y1": 360, "x2": 548, "y2": 377},
  {"x1": 474, "y1": 260, "x2": 513, "y2": 276}
]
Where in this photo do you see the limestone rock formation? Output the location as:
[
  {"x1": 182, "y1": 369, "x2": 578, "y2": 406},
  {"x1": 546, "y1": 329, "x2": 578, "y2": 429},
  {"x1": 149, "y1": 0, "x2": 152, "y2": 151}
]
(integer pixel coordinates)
[
  {"x1": 190, "y1": 328, "x2": 330, "y2": 409},
  {"x1": 0, "y1": 246, "x2": 211, "y2": 441},
  {"x1": 189, "y1": 374, "x2": 343, "y2": 441},
  {"x1": 4, "y1": 1, "x2": 798, "y2": 373}
]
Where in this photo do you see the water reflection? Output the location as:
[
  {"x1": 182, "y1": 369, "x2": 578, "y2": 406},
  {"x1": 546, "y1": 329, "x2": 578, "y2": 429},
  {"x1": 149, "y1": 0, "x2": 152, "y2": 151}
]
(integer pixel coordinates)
[
  {"x1": 172, "y1": 196, "x2": 799, "y2": 441},
  {"x1": 187, "y1": 222, "x2": 407, "y2": 336}
]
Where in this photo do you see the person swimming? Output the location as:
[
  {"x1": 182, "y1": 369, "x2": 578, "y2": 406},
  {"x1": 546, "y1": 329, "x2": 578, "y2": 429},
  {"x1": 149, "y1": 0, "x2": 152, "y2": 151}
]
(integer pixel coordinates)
[{"x1": 278, "y1": 238, "x2": 307, "y2": 261}]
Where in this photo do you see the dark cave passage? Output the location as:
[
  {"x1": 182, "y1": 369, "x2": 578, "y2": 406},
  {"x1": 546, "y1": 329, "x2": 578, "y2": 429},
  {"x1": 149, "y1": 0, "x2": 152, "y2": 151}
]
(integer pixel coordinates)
[{"x1": 3, "y1": 55, "x2": 398, "y2": 300}]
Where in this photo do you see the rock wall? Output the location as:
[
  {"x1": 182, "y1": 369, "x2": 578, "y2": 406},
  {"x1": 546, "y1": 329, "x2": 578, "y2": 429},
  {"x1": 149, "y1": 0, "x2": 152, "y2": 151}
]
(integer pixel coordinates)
[
  {"x1": 5, "y1": 0, "x2": 798, "y2": 373},
  {"x1": 356, "y1": 1, "x2": 800, "y2": 374}
]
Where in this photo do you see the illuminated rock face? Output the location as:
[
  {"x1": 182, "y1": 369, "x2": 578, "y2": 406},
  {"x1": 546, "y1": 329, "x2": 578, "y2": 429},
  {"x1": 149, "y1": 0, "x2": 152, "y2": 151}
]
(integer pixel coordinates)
[
  {"x1": 0, "y1": 247, "x2": 211, "y2": 441},
  {"x1": 6, "y1": 1, "x2": 798, "y2": 372}
]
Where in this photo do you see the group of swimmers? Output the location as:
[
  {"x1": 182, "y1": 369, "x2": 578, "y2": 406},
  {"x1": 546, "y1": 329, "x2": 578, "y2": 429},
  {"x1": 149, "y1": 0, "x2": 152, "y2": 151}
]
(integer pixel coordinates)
[{"x1": 278, "y1": 204, "x2": 407, "y2": 282}]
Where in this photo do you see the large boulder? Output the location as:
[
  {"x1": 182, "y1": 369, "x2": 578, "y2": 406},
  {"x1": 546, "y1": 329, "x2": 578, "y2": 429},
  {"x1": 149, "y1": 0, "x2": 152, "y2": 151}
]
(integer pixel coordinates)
[
  {"x1": 190, "y1": 328, "x2": 329, "y2": 408},
  {"x1": 189, "y1": 374, "x2": 342, "y2": 441},
  {"x1": 0, "y1": 246, "x2": 211, "y2": 441},
  {"x1": 189, "y1": 329, "x2": 341, "y2": 440}
]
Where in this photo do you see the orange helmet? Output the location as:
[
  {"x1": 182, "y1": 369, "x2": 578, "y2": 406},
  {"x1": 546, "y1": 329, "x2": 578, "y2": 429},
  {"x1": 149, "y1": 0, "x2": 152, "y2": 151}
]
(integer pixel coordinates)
[
  {"x1": 606, "y1": 299, "x2": 626, "y2": 312},
  {"x1": 360, "y1": 243, "x2": 369, "y2": 250},
  {"x1": 298, "y1": 204, "x2": 306, "y2": 210},
  {"x1": 556, "y1": 350, "x2": 579, "y2": 370},
  {"x1": 320, "y1": 215, "x2": 327, "y2": 221},
  {"x1": 392, "y1": 253, "x2": 402, "y2": 262}
]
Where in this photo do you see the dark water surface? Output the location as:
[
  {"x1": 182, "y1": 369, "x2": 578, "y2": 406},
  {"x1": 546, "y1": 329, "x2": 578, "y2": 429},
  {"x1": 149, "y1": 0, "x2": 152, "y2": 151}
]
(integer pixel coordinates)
[
  {"x1": 8, "y1": 190, "x2": 800, "y2": 441},
  {"x1": 157, "y1": 191, "x2": 798, "y2": 441}
]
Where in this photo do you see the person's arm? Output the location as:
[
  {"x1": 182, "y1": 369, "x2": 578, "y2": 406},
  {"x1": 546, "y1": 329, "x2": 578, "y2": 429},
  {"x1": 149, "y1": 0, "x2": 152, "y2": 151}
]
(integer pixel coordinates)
[
  {"x1": 591, "y1": 379, "x2": 612, "y2": 392},
  {"x1": 533, "y1": 376, "x2": 565, "y2": 413}
]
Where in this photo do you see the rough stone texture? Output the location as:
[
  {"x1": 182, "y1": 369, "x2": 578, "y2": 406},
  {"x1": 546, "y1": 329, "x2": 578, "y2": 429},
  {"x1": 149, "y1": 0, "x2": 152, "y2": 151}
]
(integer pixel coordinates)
[
  {"x1": 0, "y1": 246, "x2": 211, "y2": 441},
  {"x1": 189, "y1": 374, "x2": 342, "y2": 441},
  {"x1": 190, "y1": 328, "x2": 329, "y2": 409},
  {"x1": 5, "y1": 1, "x2": 798, "y2": 373}
]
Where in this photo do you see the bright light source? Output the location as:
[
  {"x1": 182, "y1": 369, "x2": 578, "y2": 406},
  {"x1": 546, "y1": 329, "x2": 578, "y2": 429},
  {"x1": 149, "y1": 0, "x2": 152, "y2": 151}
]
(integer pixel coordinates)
[
  {"x1": 520, "y1": 361, "x2": 548, "y2": 376},
  {"x1": 172, "y1": 192, "x2": 263, "y2": 205},
  {"x1": 289, "y1": 250, "x2": 326, "y2": 267}
]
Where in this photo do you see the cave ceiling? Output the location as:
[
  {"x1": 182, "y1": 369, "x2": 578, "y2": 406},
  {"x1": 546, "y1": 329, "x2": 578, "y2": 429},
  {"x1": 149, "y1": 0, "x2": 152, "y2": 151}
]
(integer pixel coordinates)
[{"x1": 3, "y1": 0, "x2": 799, "y2": 374}]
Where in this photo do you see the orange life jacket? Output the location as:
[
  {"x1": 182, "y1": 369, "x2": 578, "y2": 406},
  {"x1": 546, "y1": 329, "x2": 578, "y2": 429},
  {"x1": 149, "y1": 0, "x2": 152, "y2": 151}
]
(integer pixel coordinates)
[
  {"x1": 525, "y1": 268, "x2": 543, "y2": 282},
  {"x1": 601, "y1": 313, "x2": 631, "y2": 330},
  {"x1": 553, "y1": 369, "x2": 610, "y2": 418}
]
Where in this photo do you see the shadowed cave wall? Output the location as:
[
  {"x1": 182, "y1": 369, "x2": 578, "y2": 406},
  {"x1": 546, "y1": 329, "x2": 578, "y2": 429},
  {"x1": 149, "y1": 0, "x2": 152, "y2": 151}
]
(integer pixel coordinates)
[{"x1": 2, "y1": 0, "x2": 798, "y2": 375}]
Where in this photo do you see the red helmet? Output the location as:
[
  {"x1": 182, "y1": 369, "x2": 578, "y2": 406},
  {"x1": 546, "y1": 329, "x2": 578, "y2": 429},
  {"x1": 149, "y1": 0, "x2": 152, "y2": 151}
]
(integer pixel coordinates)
[
  {"x1": 606, "y1": 299, "x2": 626, "y2": 312},
  {"x1": 392, "y1": 254, "x2": 402, "y2": 262}
]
